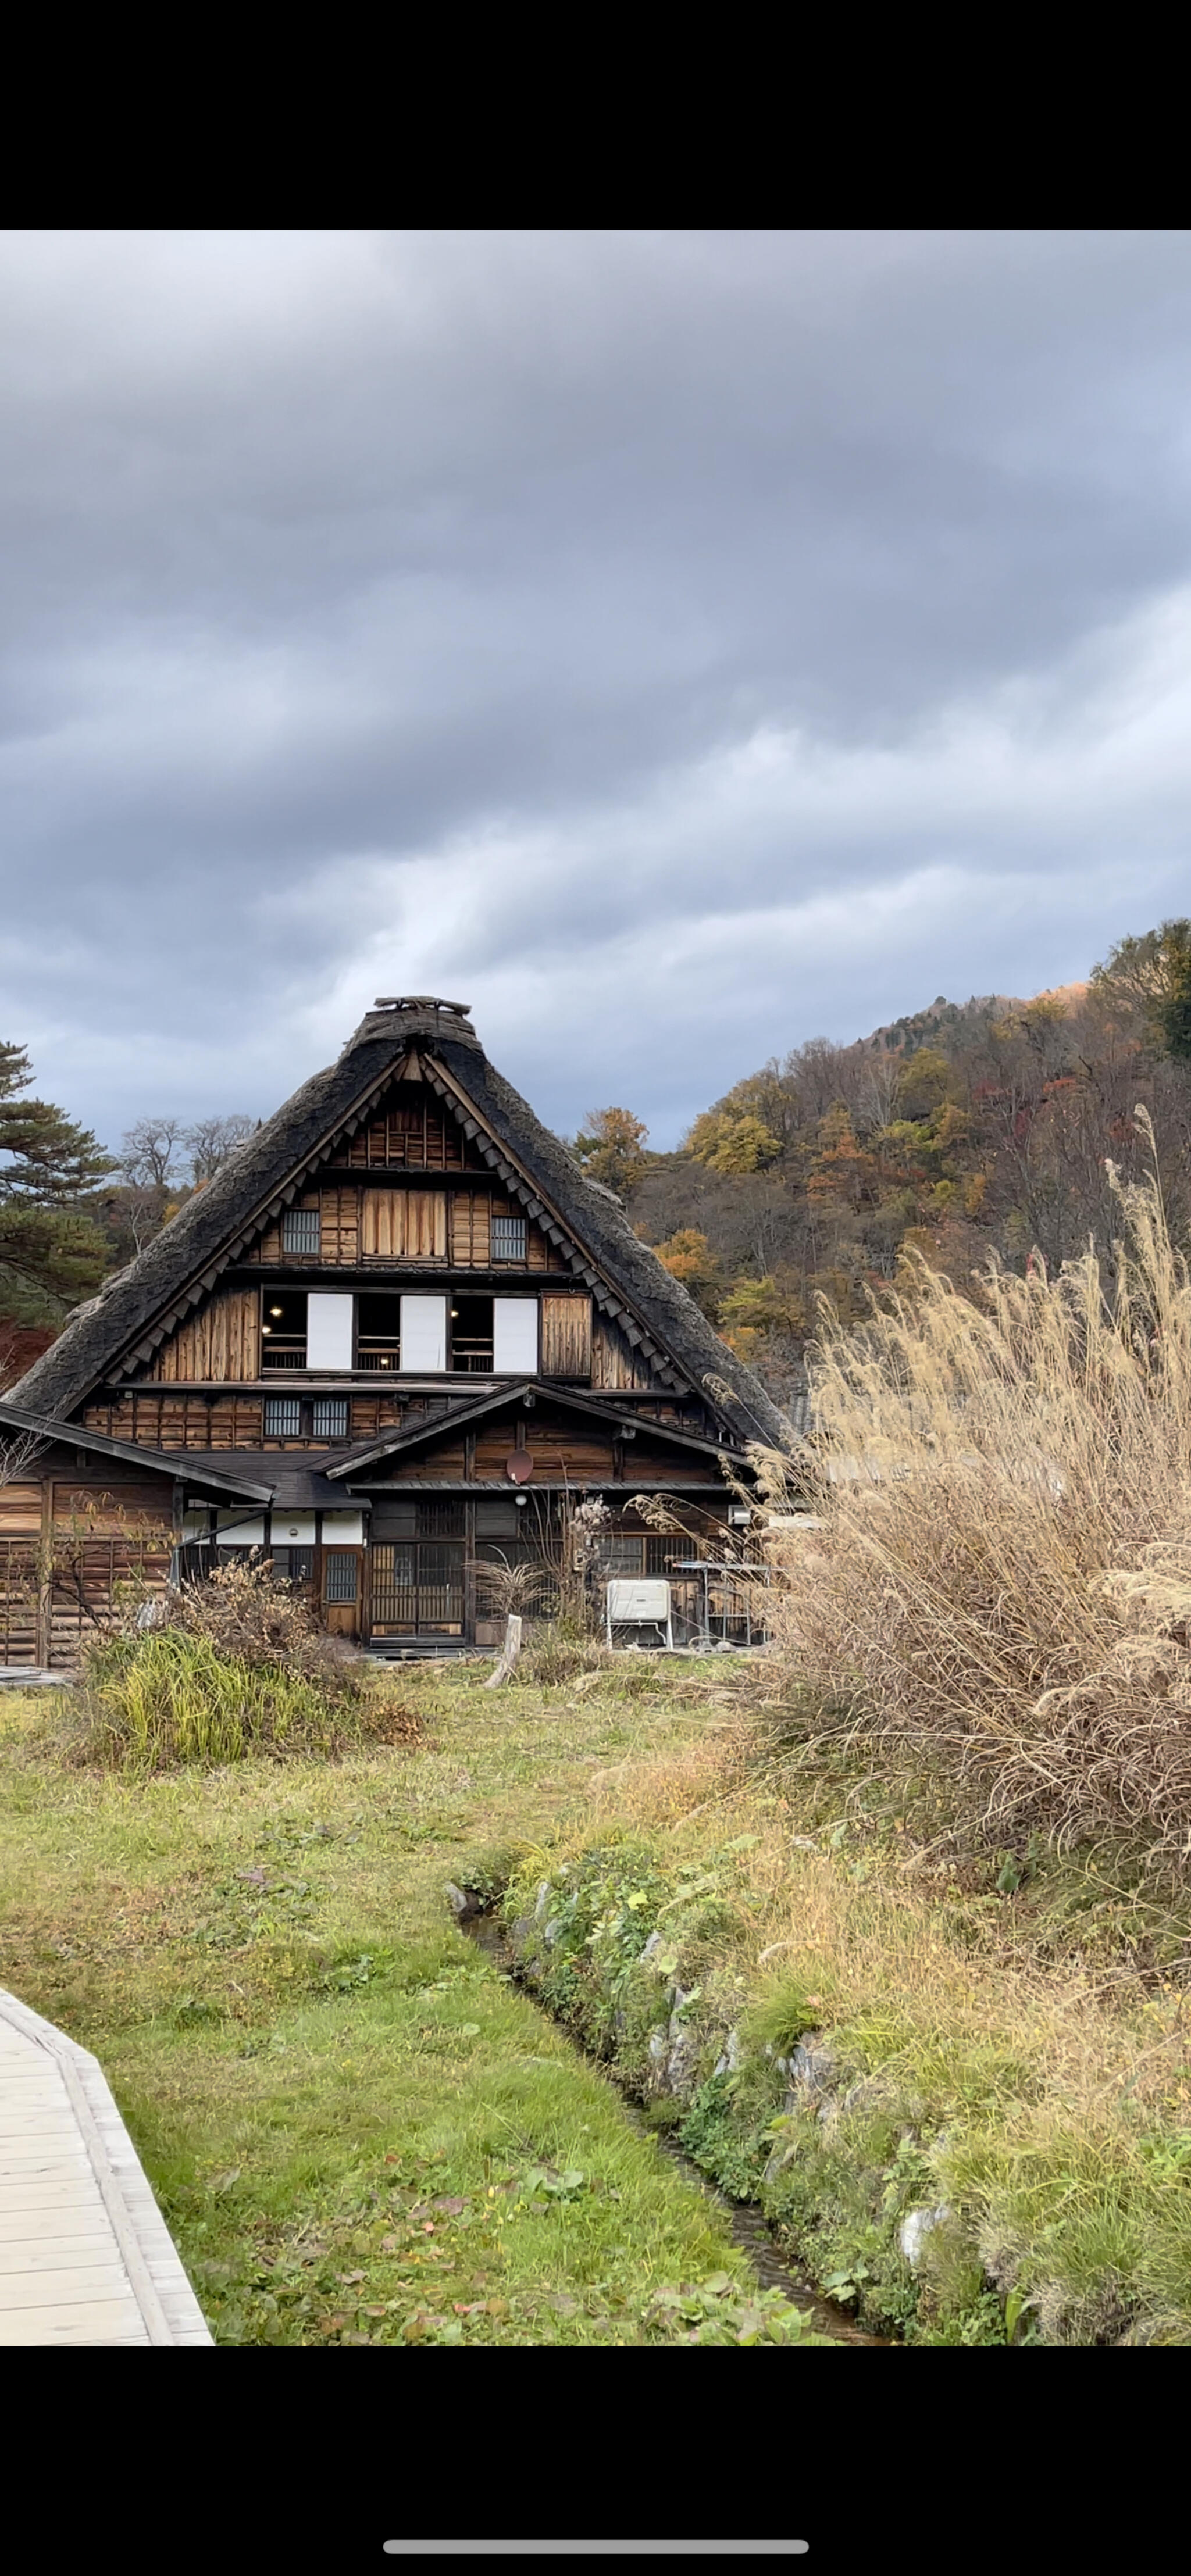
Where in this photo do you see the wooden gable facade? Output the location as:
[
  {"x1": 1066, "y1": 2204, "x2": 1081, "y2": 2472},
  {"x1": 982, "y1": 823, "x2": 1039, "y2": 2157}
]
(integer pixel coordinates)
[{"x1": 4, "y1": 999, "x2": 785, "y2": 1665}]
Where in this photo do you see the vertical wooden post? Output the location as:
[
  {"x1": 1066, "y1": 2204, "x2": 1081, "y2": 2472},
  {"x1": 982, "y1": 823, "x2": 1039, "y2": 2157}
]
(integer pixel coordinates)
[
  {"x1": 464, "y1": 1494, "x2": 476, "y2": 1647},
  {"x1": 484, "y1": 1613, "x2": 522, "y2": 1687},
  {"x1": 37, "y1": 1478, "x2": 53, "y2": 1670},
  {"x1": 361, "y1": 1520, "x2": 372, "y2": 1642}
]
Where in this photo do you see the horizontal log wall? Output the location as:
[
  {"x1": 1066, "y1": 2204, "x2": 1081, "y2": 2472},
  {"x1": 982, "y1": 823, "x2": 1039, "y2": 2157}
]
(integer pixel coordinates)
[
  {"x1": 0, "y1": 1538, "x2": 38, "y2": 1662},
  {"x1": 48, "y1": 1535, "x2": 172, "y2": 1670}
]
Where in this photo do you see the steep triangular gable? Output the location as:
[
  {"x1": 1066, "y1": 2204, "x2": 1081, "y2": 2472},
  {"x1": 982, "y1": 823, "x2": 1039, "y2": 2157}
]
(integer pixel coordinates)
[
  {"x1": 12, "y1": 1001, "x2": 789, "y2": 1451},
  {"x1": 129, "y1": 1063, "x2": 689, "y2": 1394}
]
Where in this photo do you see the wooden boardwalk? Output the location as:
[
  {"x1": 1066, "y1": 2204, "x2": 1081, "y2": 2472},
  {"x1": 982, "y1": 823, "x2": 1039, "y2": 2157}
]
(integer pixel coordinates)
[{"x1": 0, "y1": 1988, "x2": 213, "y2": 2345}]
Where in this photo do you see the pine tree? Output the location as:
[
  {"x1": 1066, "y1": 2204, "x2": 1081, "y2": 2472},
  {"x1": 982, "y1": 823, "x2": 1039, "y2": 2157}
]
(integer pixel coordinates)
[{"x1": 0, "y1": 1042, "x2": 116, "y2": 1327}]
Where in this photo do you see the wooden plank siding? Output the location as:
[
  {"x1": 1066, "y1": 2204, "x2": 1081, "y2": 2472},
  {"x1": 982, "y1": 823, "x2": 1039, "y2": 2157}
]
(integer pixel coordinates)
[
  {"x1": 473, "y1": 1423, "x2": 615, "y2": 1479},
  {"x1": 345, "y1": 1087, "x2": 468, "y2": 1172},
  {"x1": 591, "y1": 1313, "x2": 657, "y2": 1391},
  {"x1": 84, "y1": 1394, "x2": 265, "y2": 1450},
  {"x1": 379, "y1": 1441, "x2": 470, "y2": 1482},
  {"x1": 362, "y1": 1189, "x2": 447, "y2": 1260},
  {"x1": 149, "y1": 1289, "x2": 259, "y2": 1384},
  {"x1": 625, "y1": 1438, "x2": 720, "y2": 1482},
  {"x1": 244, "y1": 1184, "x2": 564, "y2": 1272},
  {"x1": 540, "y1": 1295, "x2": 593, "y2": 1377},
  {"x1": 47, "y1": 1536, "x2": 172, "y2": 1669},
  {"x1": 81, "y1": 1391, "x2": 409, "y2": 1451},
  {"x1": 3, "y1": 1475, "x2": 174, "y2": 1668}
]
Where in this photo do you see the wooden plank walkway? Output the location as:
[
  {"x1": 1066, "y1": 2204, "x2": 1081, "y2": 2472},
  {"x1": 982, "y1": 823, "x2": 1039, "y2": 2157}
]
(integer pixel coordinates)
[{"x1": 0, "y1": 1988, "x2": 213, "y2": 2345}]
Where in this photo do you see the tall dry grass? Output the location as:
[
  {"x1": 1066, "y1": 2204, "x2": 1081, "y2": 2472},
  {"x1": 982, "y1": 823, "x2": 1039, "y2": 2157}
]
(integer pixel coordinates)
[
  {"x1": 72, "y1": 1559, "x2": 420, "y2": 1769},
  {"x1": 758, "y1": 1113, "x2": 1191, "y2": 1864}
]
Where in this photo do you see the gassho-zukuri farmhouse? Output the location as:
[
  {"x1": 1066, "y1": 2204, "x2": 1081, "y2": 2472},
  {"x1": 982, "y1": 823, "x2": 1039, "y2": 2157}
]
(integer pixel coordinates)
[{"x1": 1, "y1": 998, "x2": 787, "y2": 1666}]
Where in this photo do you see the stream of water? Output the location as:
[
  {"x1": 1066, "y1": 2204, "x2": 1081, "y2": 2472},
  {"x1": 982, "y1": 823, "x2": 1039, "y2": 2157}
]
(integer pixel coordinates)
[{"x1": 461, "y1": 1909, "x2": 888, "y2": 2349}]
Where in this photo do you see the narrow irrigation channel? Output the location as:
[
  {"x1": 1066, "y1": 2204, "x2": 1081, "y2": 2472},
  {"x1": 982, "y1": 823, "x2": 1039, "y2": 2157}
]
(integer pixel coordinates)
[{"x1": 458, "y1": 1903, "x2": 888, "y2": 2349}]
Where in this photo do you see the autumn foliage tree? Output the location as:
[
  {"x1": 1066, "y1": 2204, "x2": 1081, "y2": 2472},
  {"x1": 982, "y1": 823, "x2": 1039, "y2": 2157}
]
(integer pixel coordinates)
[{"x1": 571, "y1": 1107, "x2": 650, "y2": 1200}]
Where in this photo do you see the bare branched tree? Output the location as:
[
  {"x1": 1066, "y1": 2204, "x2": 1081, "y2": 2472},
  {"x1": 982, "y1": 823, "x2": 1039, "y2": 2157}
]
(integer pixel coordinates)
[
  {"x1": 185, "y1": 1114, "x2": 255, "y2": 1185},
  {"x1": 0, "y1": 1427, "x2": 46, "y2": 1487},
  {"x1": 117, "y1": 1186, "x2": 169, "y2": 1255},
  {"x1": 120, "y1": 1115, "x2": 186, "y2": 1191}
]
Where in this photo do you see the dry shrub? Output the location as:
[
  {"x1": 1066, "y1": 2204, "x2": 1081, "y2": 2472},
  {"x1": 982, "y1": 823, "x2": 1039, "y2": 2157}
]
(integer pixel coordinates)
[
  {"x1": 73, "y1": 1560, "x2": 421, "y2": 1769},
  {"x1": 761, "y1": 1114, "x2": 1191, "y2": 1865},
  {"x1": 170, "y1": 1556, "x2": 356, "y2": 1692},
  {"x1": 520, "y1": 1625, "x2": 616, "y2": 1687}
]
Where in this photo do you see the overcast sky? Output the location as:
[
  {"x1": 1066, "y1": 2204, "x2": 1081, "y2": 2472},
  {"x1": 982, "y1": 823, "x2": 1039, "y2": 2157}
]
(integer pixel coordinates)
[{"x1": 3, "y1": 228, "x2": 1191, "y2": 1156}]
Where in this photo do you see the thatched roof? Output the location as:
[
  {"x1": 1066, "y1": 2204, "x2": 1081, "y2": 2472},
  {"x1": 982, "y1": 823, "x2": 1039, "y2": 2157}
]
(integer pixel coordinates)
[{"x1": 12, "y1": 999, "x2": 789, "y2": 1452}]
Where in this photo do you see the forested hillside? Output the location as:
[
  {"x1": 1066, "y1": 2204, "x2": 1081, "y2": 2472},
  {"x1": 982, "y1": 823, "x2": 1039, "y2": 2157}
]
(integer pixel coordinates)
[{"x1": 573, "y1": 922, "x2": 1191, "y2": 1404}]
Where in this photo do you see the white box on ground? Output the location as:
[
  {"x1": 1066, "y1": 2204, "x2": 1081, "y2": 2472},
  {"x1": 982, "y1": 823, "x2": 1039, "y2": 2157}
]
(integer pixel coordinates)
[{"x1": 607, "y1": 1579, "x2": 671, "y2": 1623}]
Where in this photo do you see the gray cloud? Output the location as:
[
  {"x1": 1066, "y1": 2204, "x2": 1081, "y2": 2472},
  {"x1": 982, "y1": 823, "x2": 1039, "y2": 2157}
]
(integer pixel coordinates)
[{"x1": 3, "y1": 228, "x2": 1191, "y2": 1149}]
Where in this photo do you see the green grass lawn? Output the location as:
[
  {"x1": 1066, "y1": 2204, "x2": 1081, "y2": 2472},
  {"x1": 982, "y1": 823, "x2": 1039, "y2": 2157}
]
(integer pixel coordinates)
[
  {"x1": 0, "y1": 1665, "x2": 794, "y2": 2348},
  {"x1": 10, "y1": 1646, "x2": 1180, "y2": 2345}
]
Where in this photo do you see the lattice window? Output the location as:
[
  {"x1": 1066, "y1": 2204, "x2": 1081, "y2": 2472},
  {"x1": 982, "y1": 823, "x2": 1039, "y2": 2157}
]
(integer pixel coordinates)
[
  {"x1": 272, "y1": 1548, "x2": 315, "y2": 1585},
  {"x1": 324, "y1": 1550, "x2": 358, "y2": 1602},
  {"x1": 312, "y1": 1398, "x2": 349, "y2": 1439},
  {"x1": 602, "y1": 1535, "x2": 646, "y2": 1574},
  {"x1": 282, "y1": 1207, "x2": 321, "y2": 1256},
  {"x1": 264, "y1": 1398, "x2": 302, "y2": 1437},
  {"x1": 491, "y1": 1213, "x2": 527, "y2": 1262},
  {"x1": 646, "y1": 1537, "x2": 690, "y2": 1575}
]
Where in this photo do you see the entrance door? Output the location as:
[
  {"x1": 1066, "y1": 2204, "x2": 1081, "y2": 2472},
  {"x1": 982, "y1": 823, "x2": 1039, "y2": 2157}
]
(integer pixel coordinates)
[
  {"x1": 370, "y1": 1539, "x2": 465, "y2": 1638},
  {"x1": 323, "y1": 1546, "x2": 362, "y2": 1637}
]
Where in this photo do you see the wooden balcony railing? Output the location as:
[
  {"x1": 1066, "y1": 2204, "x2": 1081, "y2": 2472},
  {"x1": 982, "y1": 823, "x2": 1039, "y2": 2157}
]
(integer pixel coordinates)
[
  {"x1": 451, "y1": 1339, "x2": 494, "y2": 1374},
  {"x1": 356, "y1": 1340, "x2": 402, "y2": 1371},
  {"x1": 261, "y1": 1340, "x2": 308, "y2": 1371}
]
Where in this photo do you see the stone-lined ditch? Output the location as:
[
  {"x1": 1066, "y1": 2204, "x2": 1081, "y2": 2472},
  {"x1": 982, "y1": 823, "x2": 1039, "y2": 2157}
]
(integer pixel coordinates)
[{"x1": 456, "y1": 1897, "x2": 888, "y2": 2349}]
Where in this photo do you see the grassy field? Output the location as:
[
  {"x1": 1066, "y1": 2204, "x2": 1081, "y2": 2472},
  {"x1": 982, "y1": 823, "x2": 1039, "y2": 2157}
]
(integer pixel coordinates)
[
  {"x1": 5, "y1": 1649, "x2": 1190, "y2": 2346},
  {"x1": 0, "y1": 1663, "x2": 814, "y2": 2348}
]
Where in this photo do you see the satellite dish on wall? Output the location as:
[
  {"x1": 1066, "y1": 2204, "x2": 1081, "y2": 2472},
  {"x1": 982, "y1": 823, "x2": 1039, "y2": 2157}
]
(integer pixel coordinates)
[{"x1": 505, "y1": 1451, "x2": 534, "y2": 1485}]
